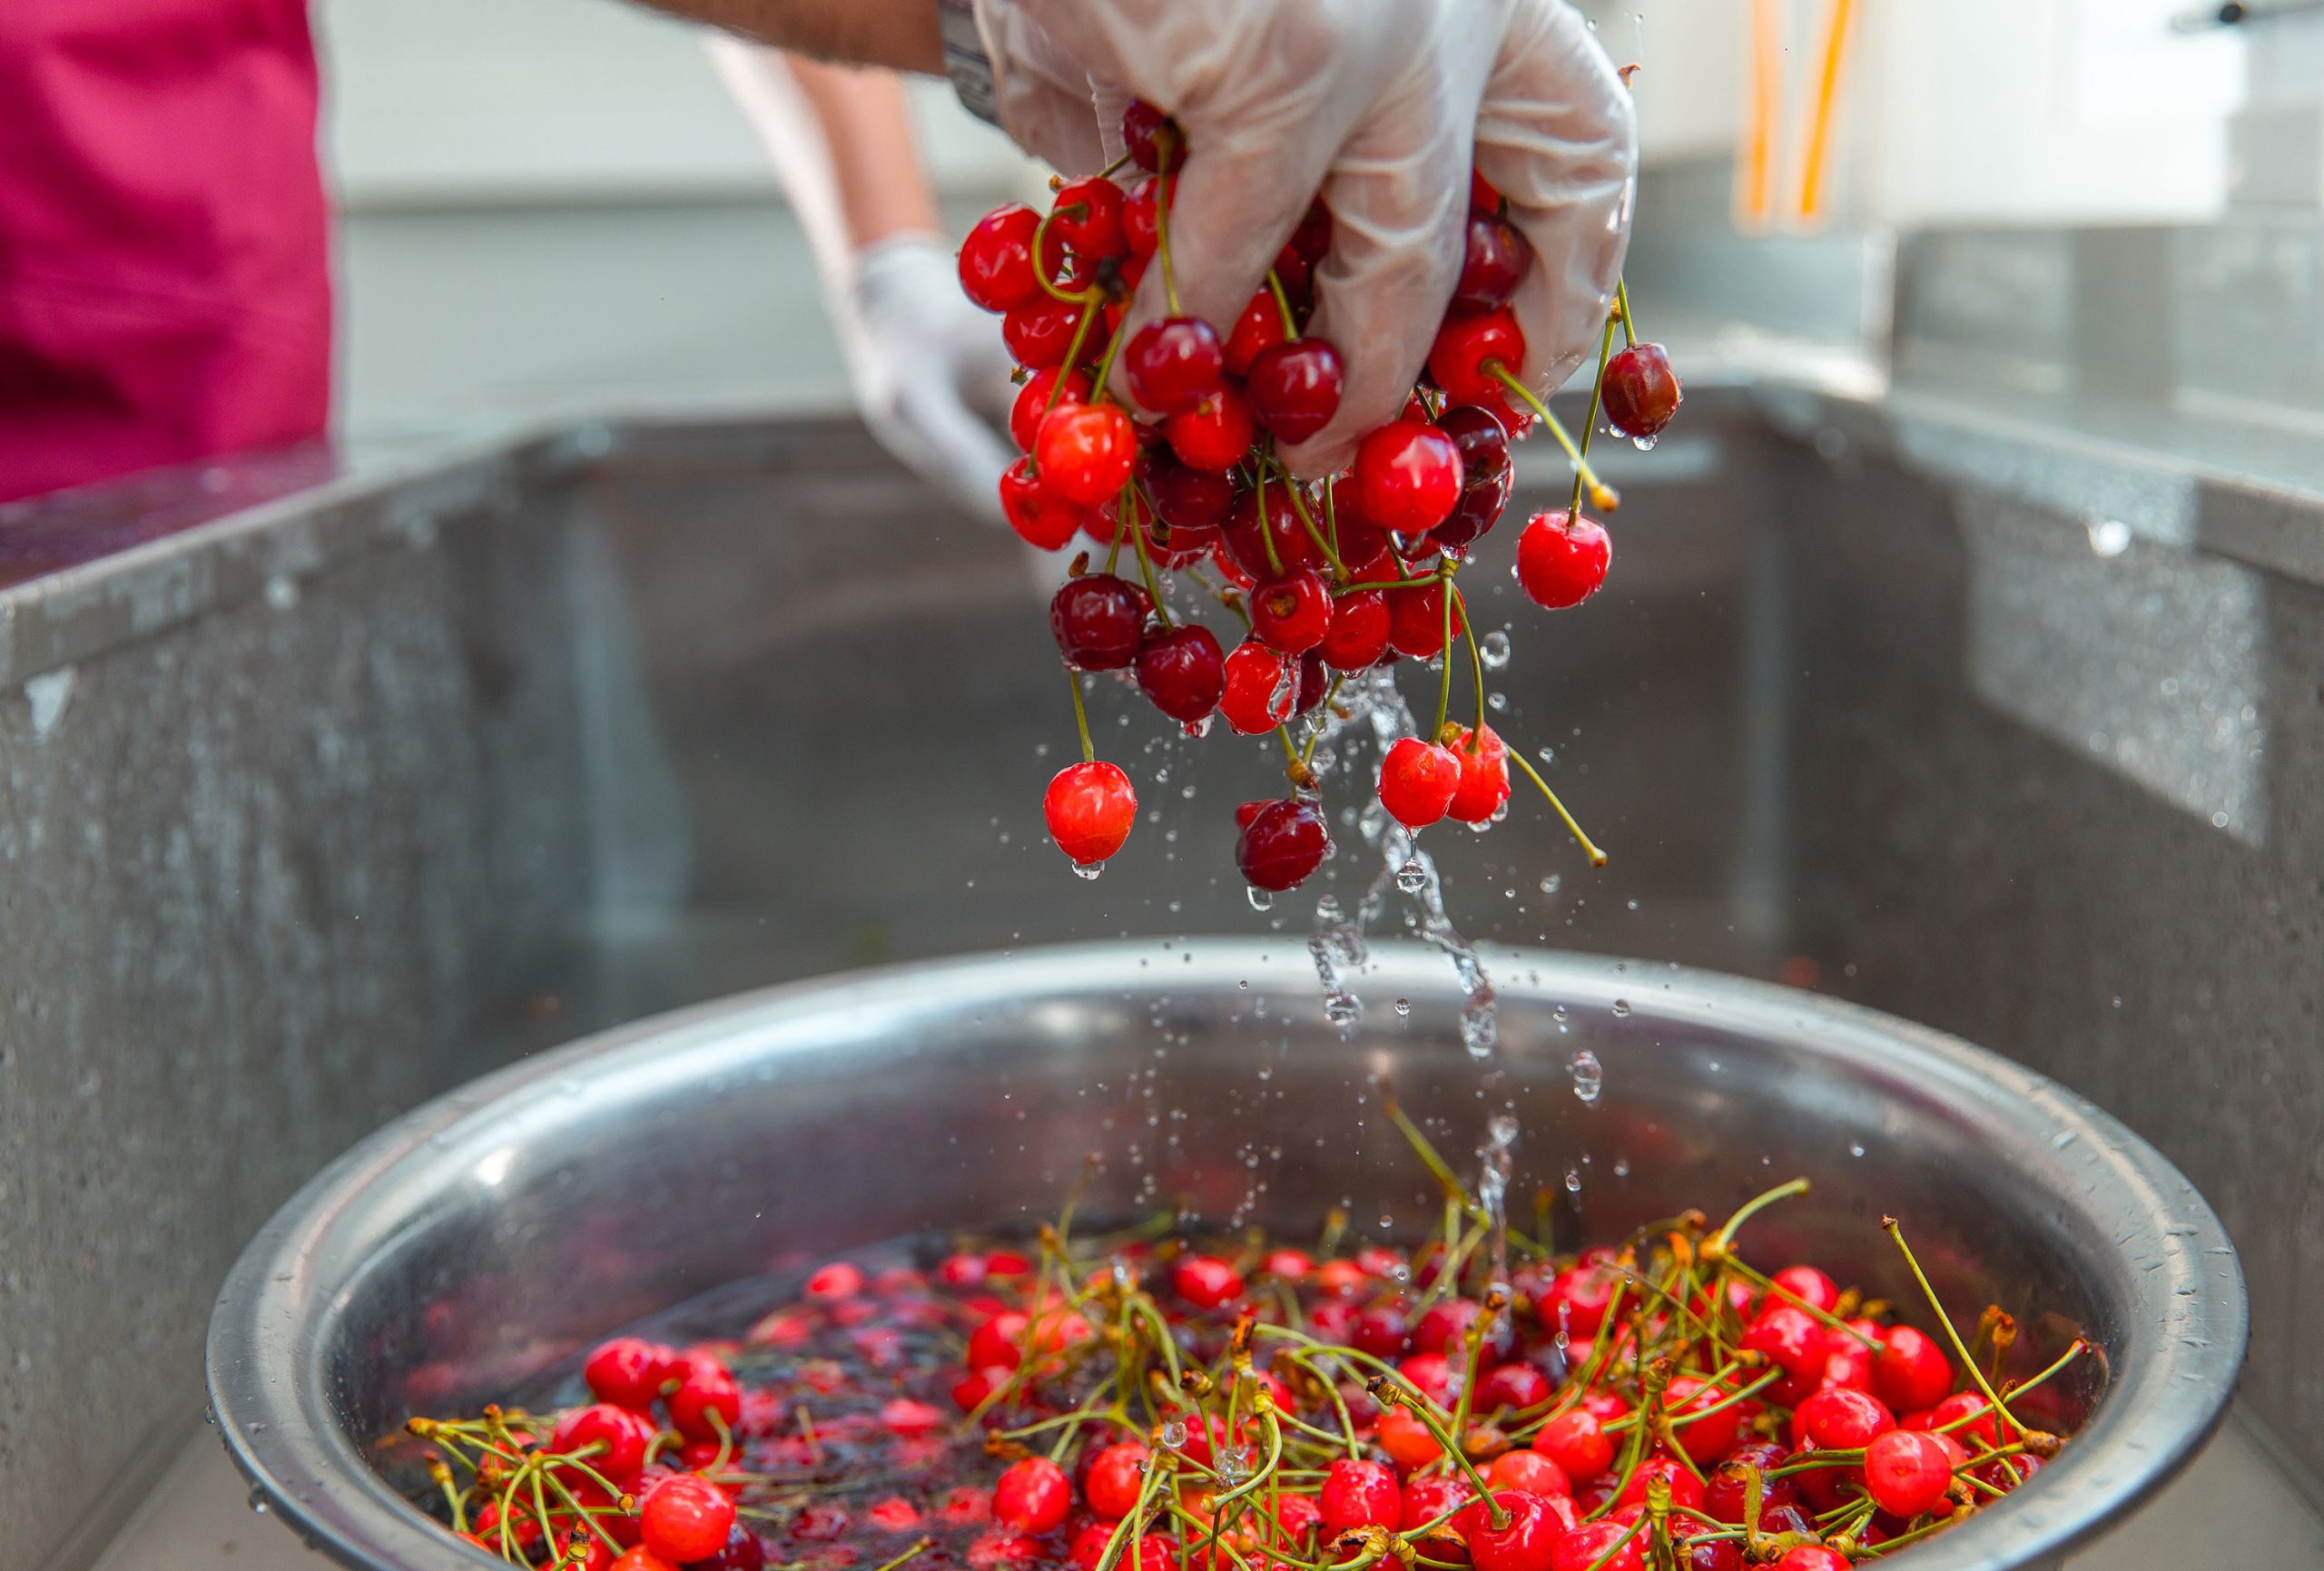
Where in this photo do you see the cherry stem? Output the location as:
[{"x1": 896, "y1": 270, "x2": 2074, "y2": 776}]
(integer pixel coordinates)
[
  {"x1": 1453, "y1": 585, "x2": 1485, "y2": 734},
  {"x1": 871, "y1": 1541, "x2": 935, "y2": 1571},
  {"x1": 1278, "y1": 469, "x2": 1348, "y2": 578},
  {"x1": 1490, "y1": 365, "x2": 1619, "y2": 514},
  {"x1": 1154, "y1": 170, "x2": 1182, "y2": 316},
  {"x1": 1433, "y1": 562, "x2": 1456, "y2": 737},
  {"x1": 1030, "y1": 205, "x2": 1102, "y2": 309},
  {"x1": 1043, "y1": 299, "x2": 1106, "y2": 426},
  {"x1": 1068, "y1": 667, "x2": 1095, "y2": 763},
  {"x1": 1615, "y1": 278, "x2": 1640, "y2": 349},
  {"x1": 1583, "y1": 1511, "x2": 1649, "y2": 1571},
  {"x1": 1267, "y1": 270, "x2": 1300, "y2": 339},
  {"x1": 1508, "y1": 748, "x2": 1606, "y2": 867},
  {"x1": 1256, "y1": 465, "x2": 1285, "y2": 576},
  {"x1": 1571, "y1": 306, "x2": 1620, "y2": 519},
  {"x1": 1883, "y1": 1217, "x2": 2028, "y2": 1483},
  {"x1": 1125, "y1": 489, "x2": 1174, "y2": 629},
  {"x1": 1366, "y1": 1380, "x2": 1507, "y2": 1528},
  {"x1": 1709, "y1": 1178, "x2": 1808, "y2": 1253},
  {"x1": 1099, "y1": 151, "x2": 1133, "y2": 180},
  {"x1": 1334, "y1": 576, "x2": 1440, "y2": 596}
]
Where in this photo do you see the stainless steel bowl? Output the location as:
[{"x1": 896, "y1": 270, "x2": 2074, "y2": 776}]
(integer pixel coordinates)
[{"x1": 208, "y1": 940, "x2": 2244, "y2": 1571}]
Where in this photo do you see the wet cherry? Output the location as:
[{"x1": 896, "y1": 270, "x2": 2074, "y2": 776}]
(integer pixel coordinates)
[
  {"x1": 1220, "y1": 486, "x2": 1321, "y2": 581},
  {"x1": 1453, "y1": 212, "x2": 1531, "y2": 315},
  {"x1": 1124, "y1": 317, "x2": 1226, "y2": 414},
  {"x1": 1600, "y1": 342, "x2": 1681, "y2": 439},
  {"x1": 1318, "y1": 1458, "x2": 1400, "y2": 1535},
  {"x1": 1443, "y1": 723, "x2": 1510, "y2": 825},
  {"x1": 667, "y1": 1358, "x2": 742, "y2": 1443},
  {"x1": 1379, "y1": 738, "x2": 1462, "y2": 829},
  {"x1": 1482, "y1": 1449, "x2": 1569, "y2": 1498},
  {"x1": 1318, "y1": 589, "x2": 1391, "y2": 671},
  {"x1": 1141, "y1": 451, "x2": 1233, "y2": 535},
  {"x1": 1533, "y1": 1409, "x2": 1613, "y2": 1482},
  {"x1": 549, "y1": 1404, "x2": 654, "y2": 1487},
  {"x1": 640, "y1": 1475, "x2": 737, "y2": 1564},
  {"x1": 1084, "y1": 1444, "x2": 1149, "y2": 1521},
  {"x1": 1863, "y1": 1429, "x2": 1954, "y2": 1519},
  {"x1": 1036, "y1": 402, "x2": 1138, "y2": 504},
  {"x1": 1135, "y1": 623, "x2": 1226, "y2": 724},
  {"x1": 1354, "y1": 421, "x2": 1463, "y2": 533},
  {"x1": 1050, "y1": 176, "x2": 1126, "y2": 260},
  {"x1": 1000, "y1": 460, "x2": 1086, "y2": 550},
  {"x1": 1514, "y1": 510, "x2": 1610, "y2": 610},
  {"x1": 1049, "y1": 574, "x2": 1149, "y2": 670},
  {"x1": 1249, "y1": 569, "x2": 1332, "y2": 653},
  {"x1": 1219, "y1": 643, "x2": 1296, "y2": 735},
  {"x1": 1044, "y1": 761, "x2": 1136, "y2": 866},
  {"x1": 1436, "y1": 404, "x2": 1512, "y2": 490},
  {"x1": 1246, "y1": 339, "x2": 1345, "y2": 444},
  {"x1": 1122, "y1": 177, "x2": 1164, "y2": 260},
  {"x1": 1385, "y1": 579, "x2": 1463, "y2": 660},
  {"x1": 1432, "y1": 468, "x2": 1512, "y2": 552},
  {"x1": 992, "y1": 1457, "x2": 1072, "y2": 1533},
  {"x1": 1550, "y1": 1520, "x2": 1641, "y2": 1571},
  {"x1": 1236, "y1": 799, "x2": 1331, "y2": 891},
  {"x1": 1797, "y1": 1386, "x2": 1894, "y2": 1451}
]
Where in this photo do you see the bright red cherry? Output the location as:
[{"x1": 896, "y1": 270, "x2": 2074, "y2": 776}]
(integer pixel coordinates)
[
  {"x1": 1012, "y1": 368, "x2": 1090, "y2": 452},
  {"x1": 667, "y1": 1358, "x2": 742, "y2": 1442},
  {"x1": 1135, "y1": 624, "x2": 1225, "y2": 724},
  {"x1": 1124, "y1": 317, "x2": 1226, "y2": 414},
  {"x1": 1172, "y1": 1253, "x2": 1245, "y2": 1308},
  {"x1": 993, "y1": 1456, "x2": 1073, "y2": 1533},
  {"x1": 1219, "y1": 643, "x2": 1296, "y2": 734},
  {"x1": 1478, "y1": 1360, "x2": 1551, "y2": 1415},
  {"x1": 1771, "y1": 1550, "x2": 1848, "y2": 1571},
  {"x1": 1600, "y1": 342, "x2": 1681, "y2": 439},
  {"x1": 1863, "y1": 1429, "x2": 1954, "y2": 1519},
  {"x1": 1318, "y1": 589, "x2": 1390, "y2": 671},
  {"x1": 549, "y1": 1404, "x2": 654, "y2": 1487},
  {"x1": 1122, "y1": 176, "x2": 1164, "y2": 260},
  {"x1": 1666, "y1": 1375, "x2": 1745, "y2": 1464},
  {"x1": 1220, "y1": 486, "x2": 1321, "y2": 581},
  {"x1": 1003, "y1": 294, "x2": 1088, "y2": 369},
  {"x1": 1121, "y1": 100, "x2": 1180, "y2": 172},
  {"x1": 1354, "y1": 421, "x2": 1463, "y2": 533},
  {"x1": 1084, "y1": 1443, "x2": 1149, "y2": 1520},
  {"x1": 1318, "y1": 1458, "x2": 1400, "y2": 1536},
  {"x1": 1051, "y1": 176, "x2": 1126, "y2": 259},
  {"x1": 1249, "y1": 569, "x2": 1332, "y2": 653},
  {"x1": 1742, "y1": 1302, "x2": 1827, "y2": 1380},
  {"x1": 1385, "y1": 579, "x2": 1463, "y2": 660},
  {"x1": 1379, "y1": 738, "x2": 1462, "y2": 828},
  {"x1": 1514, "y1": 510, "x2": 1610, "y2": 610},
  {"x1": 1049, "y1": 574, "x2": 1148, "y2": 669},
  {"x1": 1036, "y1": 402, "x2": 1137, "y2": 504},
  {"x1": 1469, "y1": 170, "x2": 1503, "y2": 214},
  {"x1": 1550, "y1": 1520, "x2": 1640, "y2": 1571},
  {"x1": 1771, "y1": 1264, "x2": 1841, "y2": 1314},
  {"x1": 1428, "y1": 309, "x2": 1525, "y2": 406},
  {"x1": 1224, "y1": 289, "x2": 1291, "y2": 377},
  {"x1": 1000, "y1": 460, "x2": 1087, "y2": 549},
  {"x1": 1875, "y1": 1325, "x2": 1955, "y2": 1413},
  {"x1": 639, "y1": 1475, "x2": 737, "y2": 1564},
  {"x1": 584, "y1": 1338, "x2": 675, "y2": 1412},
  {"x1": 1246, "y1": 339, "x2": 1345, "y2": 444},
  {"x1": 1044, "y1": 761, "x2": 1136, "y2": 866},
  {"x1": 1164, "y1": 380, "x2": 1256, "y2": 471},
  {"x1": 1453, "y1": 212, "x2": 1531, "y2": 314},
  {"x1": 1533, "y1": 1409, "x2": 1613, "y2": 1482},
  {"x1": 960, "y1": 204, "x2": 1059, "y2": 313},
  {"x1": 1461, "y1": 1491, "x2": 1570, "y2": 1571},
  {"x1": 1483, "y1": 1449, "x2": 1569, "y2": 1499},
  {"x1": 1236, "y1": 798, "x2": 1331, "y2": 891},
  {"x1": 1797, "y1": 1386, "x2": 1895, "y2": 1451},
  {"x1": 1443, "y1": 723, "x2": 1510, "y2": 825}
]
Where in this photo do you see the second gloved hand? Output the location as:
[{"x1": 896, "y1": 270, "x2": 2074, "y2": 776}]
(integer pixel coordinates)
[{"x1": 968, "y1": 0, "x2": 1637, "y2": 477}]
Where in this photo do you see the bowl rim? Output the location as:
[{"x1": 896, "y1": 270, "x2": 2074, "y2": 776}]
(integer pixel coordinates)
[{"x1": 206, "y1": 938, "x2": 2247, "y2": 1571}]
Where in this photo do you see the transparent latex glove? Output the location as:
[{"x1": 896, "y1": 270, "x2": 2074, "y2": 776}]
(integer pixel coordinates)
[
  {"x1": 967, "y1": 0, "x2": 1637, "y2": 477},
  {"x1": 709, "y1": 38, "x2": 1017, "y2": 523}
]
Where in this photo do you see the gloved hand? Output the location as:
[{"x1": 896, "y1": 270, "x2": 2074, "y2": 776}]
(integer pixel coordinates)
[
  {"x1": 966, "y1": 0, "x2": 1637, "y2": 477},
  {"x1": 709, "y1": 39, "x2": 1018, "y2": 524}
]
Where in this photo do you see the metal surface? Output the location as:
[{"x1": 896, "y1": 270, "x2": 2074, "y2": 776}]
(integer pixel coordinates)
[{"x1": 206, "y1": 938, "x2": 2243, "y2": 1571}]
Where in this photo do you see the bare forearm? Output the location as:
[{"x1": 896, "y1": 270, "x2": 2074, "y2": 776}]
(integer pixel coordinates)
[
  {"x1": 638, "y1": 0, "x2": 942, "y2": 73},
  {"x1": 783, "y1": 58, "x2": 942, "y2": 248}
]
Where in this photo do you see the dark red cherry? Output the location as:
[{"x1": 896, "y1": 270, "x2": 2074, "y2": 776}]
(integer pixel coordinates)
[
  {"x1": 1431, "y1": 468, "x2": 1512, "y2": 552},
  {"x1": 1121, "y1": 100, "x2": 1181, "y2": 172},
  {"x1": 1049, "y1": 574, "x2": 1150, "y2": 670},
  {"x1": 1221, "y1": 486, "x2": 1323, "y2": 580},
  {"x1": 1246, "y1": 339, "x2": 1345, "y2": 444},
  {"x1": 1236, "y1": 799, "x2": 1332, "y2": 892},
  {"x1": 1452, "y1": 212, "x2": 1531, "y2": 315},
  {"x1": 1318, "y1": 590, "x2": 1391, "y2": 671},
  {"x1": 1435, "y1": 404, "x2": 1511, "y2": 492},
  {"x1": 1141, "y1": 450, "x2": 1234, "y2": 535},
  {"x1": 1600, "y1": 342, "x2": 1682, "y2": 439},
  {"x1": 1135, "y1": 624, "x2": 1226, "y2": 724},
  {"x1": 1124, "y1": 317, "x2": 1226, "y2": 415}
]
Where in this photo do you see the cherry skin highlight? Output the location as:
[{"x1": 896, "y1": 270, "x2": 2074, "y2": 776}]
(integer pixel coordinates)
[
  {"x1": 959, "y1": 204, "x2": 1055, "y2": 313},
  {"x1": 1218, "y1": 642, "x2": 1297, "y2": 735},
  {"x1": 1043, "y1": 761, "x2": 1136, "y2": 865},
  {"x1": 1453, "y1": 211, "x2": 1531, "y2": 314},
  {"x1": 1035, "y1": 402, "x2": 1138, "y2": 505},
  {"x1": 639, "y1": 1475, "x2": 736, "y2": 1564}
]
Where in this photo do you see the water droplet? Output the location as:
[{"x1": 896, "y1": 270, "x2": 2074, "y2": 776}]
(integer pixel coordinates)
[
  {"x1": 1630, "y1": 433, "x2": 1658, "y2": 452},
  {"x1": 1848, "y1": 1141, "x2": 1866, "y2": 1158},
  {"x1": 248, "y1": 1488, "x2": 271, "y2": 1515},
  {"x1": 1393, "y1": 997, "x2": 1411, "y2": 1016},
  {"x1": 1612, "y1": 1156, "x2": 1631, "y2": 1177},
  {"x1": 1324, "y1": 990, "x2": 1364, "y2": 1032},
  {"x1": 1072, "y1": 861, "x2": 1104, "y2": 881},
  {"x1": 1569, "y1": 1049, "x2": 1604, "y2": 1103},
  {"x1": 1247, "y1": 886, "x2": 1274, "y2": 910},
  {"x1": 1480, "y1": 630, "x2": 1512, "y2": 670},
  {"x1": 1564, "y1": 1165, "x2": 1583, "y2": 1193},
  {"x1": 1540, "y1": 874, "x2": 1562, "y2": 897},
  {"x1": 1396, "y1": 857, "x2": 1427, "y2": 893},
  {"x1": 1158, "y1": 1419, "x2": 1188, "y2": 1448},
  {"x1": 1610, "y1": 999, "x2": 1630, "y2": 1018},
  {"x1": 1460, "y1": 997, "x2": 1498, "y2": 1058}
]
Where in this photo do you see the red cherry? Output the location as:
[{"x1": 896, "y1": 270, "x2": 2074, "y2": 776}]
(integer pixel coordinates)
[
  {"x1": 1797, "y1": 1386, "x2": 1895, "y2": 1450},
  {"x1": 1318, "y1": 589, "x2": 1391, "y2": 671},
  {"x1": 1771, "y1": 1264, "x2": 1841, "y2": 1314},
  {"x1": 1666, "y1": 1376, "x2": 1745, "y2": 1464},
  {"x1": 1514, "y1": 510, "x2": 1610, "y2": 610},
  {"x1": 1135, "y1": 624, "x2": 1226, "y2": 724},
  {"x1": 1771, "y1": 1550, "x2": 1848, "y2": 1571},
  {"x1": 1478, "y1": 1360, "x2": 1551, "y2": 1414},
  {"x1": 1600, "y1": 343, "x2": 1681, "y2": 439},
  {"x1": 1012, "y1": 368, "x2": 1090, "y2": 451},
  {"x1": 960, "y1": 204, "x2": 1060, "y2": 313},
  {"x1": 550, "y1": 1404, "x2": 654, "y2": 1487},
  {"x1": 1533, "y1": 1410, "x2": 1613, "y2": 1482},
  {"x1": 1385, "y1": 580, "x2": 1464, "y2": 660},
  {"x1": 1550, "y1": 1520, "x2": 1640, "y2": 1571},
  {"x1": 1428, "y1": 310, "x2": 1525, "y2": 405},
  {"x1": 1037, "y1": 402, "x2": 1138, "y2": 504},
  {"x1": 1246, "y1": 339, "x2": 1345, "y2": 443},
  {"x1": 1164, "y1": 380, "x2": 1256, "y2": 471},
  {"x1": 1453, "y1": 212, "x2": 1531, "y2": 315},
  {"x1": 1483, "y1": 1448, "x2": 1569, "y2": 1498},
  {"x1": 640, "y1": 1475, "x2": 736, "y2": 1564},
  {"x1": 1125, "y1": 317, "x2": 1226, "y2": 414},
  {"x1": 1044, "y1": 761, "x2": 1136, "y2": 866},
  {"x1": 1172, "y1": 1253, "x2": 1245, "y2": 1308},
  {"x1": 1220, "y1": 486, "x2": 1321, "y2": 581},
  {"x1": 950, "y1": 1366, "x2": 1009, "y2": 1411},
  {"x1": 1219, "y1": 643, "x2": 1296, "y2": 734},
  {"x1": 1000, "y1": 459, "x2": 1088, "y2": 550},
  {"x1": 1742, "y1": 1302, "x2": 1826, "y2": 1379},
  {"x1": 1403, "y1": 1474, "x2": 1477, "y2": 1549},
  {"x1": 1236, "y1": 798, "x2": 1332, "y2": 891},
  {"x1": 1049, "y1": 574, "x2": 1149, "y2": 670},
  {"x1": 1863, "y1": 1429, "x2": 1953, "y2": 1519},
  {"x1": 1142, "y1": 450, "x2": 1232, "y2": 532},
  {"x1": 1051, "y1": 176, "x2": 1126, "y2": 259},
  {"x1": 1122, "y1": 176, "x2": 1166, "y2": 260},
  {"x1": 1084, "y1": 1443, "x2": 1149, "y2": 1520},
  {"x1": 1225, "y1": 290, "x2": 1291, "y2": 377},
  {"x1": 1003, "y1": 294, "x2": 1089, "y2": 369},
  {"x1": 1432, "y1": 468, "x2": 1512, "y2": 552},
  {"x1": 1288, "y1": 199, "x2": 1333, "y2": 261},
  {"x1": 1319, "y1": 1458, "x2": 1400, "y2": 1536},
  {"x1": 1354, "y1": 422, "x2": 1464, "y2": 533},
  {"x1": 993, "y1": 1457, "x2": 1073, "y2": 1533},
  {"x1": 1437, "y1": 404, "x2": 1512, "y2": 491},
  {"x1": 1443, "y1": 723, "x2": 1510, "y2": 825},
  {"x1": 1874, "y1": 1326, "x2": 1955, "y2": 1413},
  {"x1": 1249, "y1": 569, "x2": 1332, "y2": 653},
  {"x1": 1379, "y1": 738, "x2": 1462, "y2": 829},
  {"x1": 667, "y1": 1360, "x2": 742, "y2": 1442},
  {"x1": 1469, "y1": 171, "x2": 1503, "y2": 214},
  {"x1": 1462, "y1": 1490, "x2": 1569, "y2": 1571},
  {"x1": 1121, "y1": 100, "x2": 1180, "y2": 172},
  {"x1": 584, "y1": 1338, "x2": 676, "y2": 1412}
]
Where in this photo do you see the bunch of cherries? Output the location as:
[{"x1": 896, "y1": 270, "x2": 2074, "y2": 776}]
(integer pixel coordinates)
[
  {"x1": 398, "y1": 1128, "x2": 2081, "y2": 1571},
  {"x1": 957, "y1": 102, "x2": 1682, "y2": 891}
]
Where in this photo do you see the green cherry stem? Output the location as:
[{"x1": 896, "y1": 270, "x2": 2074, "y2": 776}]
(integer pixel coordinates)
[
  {"x1": 1615, "y1": 278, "x2": 1640, "y2": 349},
  {"x1": 1125, "y1": 488, "x2": 1174, "y2": 629},
  {"x1": 1433, "y1": 561, "x2": 1457, "y2": 737},
  {"x1": 1571, "y1": 306, "x2": 1620, "y2": 519},
  {"x1": 1153, "y1": 170, "x2": 1183, "y2": 316},
  {"x1": 1489, "y1": 365, "x2": 1619, "y2": 514},
  {"x1": 1278, "y1": 469, "x2": 1348, "y2": 578},
  {"x1": 1510, "y1": 749, "x2": 1607, "y2": 867},
  {"x1": 1883, "y1": 1217, "x2": 2028, "y2": 1483},
  {"x1": 1267, "y1": 270, "x2": 1300, "y2": 339},
  {"x1": 1068, "y1": 667, "x2": 1096, "y2": 764}
]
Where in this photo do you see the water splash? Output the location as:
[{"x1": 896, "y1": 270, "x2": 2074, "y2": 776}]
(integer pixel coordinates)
[
  {"x1": 1569, "y1": 1050, "x2": 1603, "y2": 1103},
  {"x1": 1072, "y1": 862, "x2": 1104, "y2": 881},
  {"x1": 1477, "y1": 1114, "x2": 1519, "y2": 1290},
  {"x1": 1310, "y1": 895, "x2": 1368, "y2": 1037}
]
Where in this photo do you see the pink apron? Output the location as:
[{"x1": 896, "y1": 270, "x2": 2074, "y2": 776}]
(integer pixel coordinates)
[{"x1": 0, "y1": 0, "x2": 330, "y2": 503}]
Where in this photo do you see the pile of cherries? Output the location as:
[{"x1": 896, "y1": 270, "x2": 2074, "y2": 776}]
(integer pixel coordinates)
[
  {"x1": 957, "y1": 102, "x2": 1682, "y2": 889},
  {"x1": 400, "y1": 1144, "x2": 2080, "y2": 1571}
]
